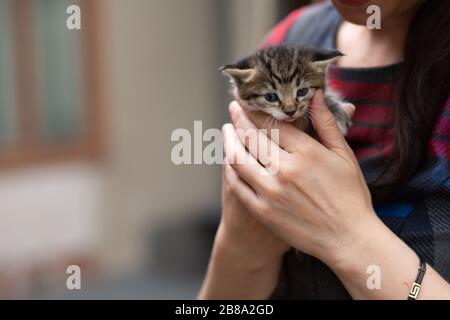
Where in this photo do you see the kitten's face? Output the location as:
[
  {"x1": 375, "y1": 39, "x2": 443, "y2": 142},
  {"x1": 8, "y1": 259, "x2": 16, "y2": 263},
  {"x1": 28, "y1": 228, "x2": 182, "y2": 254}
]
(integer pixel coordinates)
[{"x1": 222, "y1": 46, "x2": 341, "y2": 122}]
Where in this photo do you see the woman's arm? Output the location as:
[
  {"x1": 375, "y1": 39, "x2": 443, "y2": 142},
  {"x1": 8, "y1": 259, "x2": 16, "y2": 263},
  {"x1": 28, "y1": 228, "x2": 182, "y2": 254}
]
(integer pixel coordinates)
[
  {"x1": 330, "y1": 218, "x2": 450, "y2": 299},
  {"x1": 198, "y1": 225, "x2": 283, "y2": 300},
  {"x1": 198, "y1": 147, "x2": 289, "y2": 300},
  {"x1": 224, "y1": 91, "x2": 450, "y2": 300}
]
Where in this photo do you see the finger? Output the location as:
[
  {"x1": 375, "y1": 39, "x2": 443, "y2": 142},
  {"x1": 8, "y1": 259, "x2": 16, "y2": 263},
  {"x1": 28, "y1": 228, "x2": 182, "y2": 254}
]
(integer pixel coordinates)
[
  {"x1": 293, "y1": 116, "x2": 309, "y2": 131},
  {"x1": 224, "y1": 164, "x2": 261, "y2": 213},
  {"x1": 223, "y1": 123, "x2": 258, "y2": 166},
  {"x1": 230, "y1": 102, "x2": 314, "y2": 153},
  {"x1": 229, "y1": 102, "x2": 287, "y2": 172},
  {"x1": 343, "y1": 103, "x2": 355, "y2": 119},
  {"x1": 222, "y1": 123, "x2": 271, "y2": 191},
  {"x1": 310, "y1": 90, "x2": 349, "y2": 154}
]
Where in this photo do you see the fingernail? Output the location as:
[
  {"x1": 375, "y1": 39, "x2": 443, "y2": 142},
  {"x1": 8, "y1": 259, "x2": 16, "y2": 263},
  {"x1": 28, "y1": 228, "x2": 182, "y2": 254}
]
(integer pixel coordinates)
[
  {"x1": 229, "y1": 102, "x2": 237, "y2": 113},
  {"x1": 222, "y1": 123, "x2": 232, "y2": 137},
  {"x1": 222, "y1": 123, "x2": 228, "y2": 133}
]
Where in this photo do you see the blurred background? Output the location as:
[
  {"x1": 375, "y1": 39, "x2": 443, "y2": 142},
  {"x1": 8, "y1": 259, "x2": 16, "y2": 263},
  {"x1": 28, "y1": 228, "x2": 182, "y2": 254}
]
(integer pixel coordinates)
[{"x1": 0, "y1": 0, "x2": 313, "y2": 299}]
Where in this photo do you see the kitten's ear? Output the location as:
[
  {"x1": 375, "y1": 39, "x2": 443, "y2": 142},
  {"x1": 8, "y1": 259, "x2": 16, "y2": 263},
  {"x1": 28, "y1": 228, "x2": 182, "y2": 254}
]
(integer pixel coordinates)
[
  {"x1": 221, "y1": 65, "x2": 257, "y2": 83},
  {"x1": 310, "y1": 49, "x2": 343, "y2": 73}
]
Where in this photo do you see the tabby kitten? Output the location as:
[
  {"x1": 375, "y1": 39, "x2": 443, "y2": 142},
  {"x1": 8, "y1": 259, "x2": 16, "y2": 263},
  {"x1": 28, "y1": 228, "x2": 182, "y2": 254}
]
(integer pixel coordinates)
[{"x1": 221, "y1": 46, "x2": 352, "y2": 135}]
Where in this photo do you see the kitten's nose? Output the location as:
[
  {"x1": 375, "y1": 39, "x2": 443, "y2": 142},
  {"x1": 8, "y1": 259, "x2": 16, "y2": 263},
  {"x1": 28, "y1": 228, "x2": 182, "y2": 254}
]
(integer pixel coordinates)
[{"x1": 285, "y1": 110, "x2": 297, "y2": 117}]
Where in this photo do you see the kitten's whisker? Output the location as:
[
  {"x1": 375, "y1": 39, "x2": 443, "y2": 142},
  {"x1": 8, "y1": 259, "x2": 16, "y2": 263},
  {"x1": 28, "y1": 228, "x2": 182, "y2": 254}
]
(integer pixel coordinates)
[
  {"x1": 305, "y1": 109, "x2": 315, "y2": 119},
  {"x1": 304, "y1": 111, "x2": 310, "y2": 119},
  {"x1": 267, "y1": 117, "x2": 274, "y2": 131},
  {"x1": 263, "y1": 116, "x2": 272, "y2": 130},
  {"x1": 268, "y1": 117, "x2": 274, "y2": 128},
  {"x1": 302, "y1": 109, "x2": 313, "y2": 132}
]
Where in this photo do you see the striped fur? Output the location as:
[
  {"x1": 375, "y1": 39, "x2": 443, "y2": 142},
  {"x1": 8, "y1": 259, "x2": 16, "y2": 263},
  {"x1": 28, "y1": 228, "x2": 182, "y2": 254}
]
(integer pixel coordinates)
[{"x1": 222, "y1": 45, "x2": 352, "y2": 134}]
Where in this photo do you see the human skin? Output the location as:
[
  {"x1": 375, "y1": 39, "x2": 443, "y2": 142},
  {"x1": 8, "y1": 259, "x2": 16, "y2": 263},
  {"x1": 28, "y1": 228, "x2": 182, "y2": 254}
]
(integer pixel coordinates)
[
  {"x1": 198, "y1": 0, "x2": 450, "y2": 299},
  {"x1": 197, "y1": 163, "x2": 289, "y2": 299}
]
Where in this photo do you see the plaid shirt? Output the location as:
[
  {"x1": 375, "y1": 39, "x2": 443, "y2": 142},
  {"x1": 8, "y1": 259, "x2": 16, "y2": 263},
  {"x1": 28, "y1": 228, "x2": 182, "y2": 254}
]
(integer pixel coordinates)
[{"x1": 264, "y1": 1, "x2": 450, "y2": 299}]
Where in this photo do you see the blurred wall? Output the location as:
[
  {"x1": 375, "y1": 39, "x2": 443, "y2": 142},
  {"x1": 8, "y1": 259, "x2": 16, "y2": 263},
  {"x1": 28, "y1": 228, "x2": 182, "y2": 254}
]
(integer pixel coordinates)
[
  {"x1": 99, "y1": 0, "x2": 279, "y2": 274},
  {"x1": 0, "y1": 0, "x2": 281, "y2": 295},
  {"x1": 227, "y1": 0, "x2": 278, "y2": 57},
  {"x1": 0, "y1": 163, "x2": 100, "y2": 284},
  {"x1": 99, "y1": 0, "x2": 222, "y2": 273}
]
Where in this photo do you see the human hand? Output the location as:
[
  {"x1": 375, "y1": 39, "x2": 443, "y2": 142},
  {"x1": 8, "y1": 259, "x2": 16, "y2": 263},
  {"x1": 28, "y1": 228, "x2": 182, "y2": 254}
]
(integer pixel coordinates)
[
  {"x1": 217, "y1": 126, "x2": 290, "y2": 271},
  {"x1": 224, "y1": 90, "x2": 380, "y2": 267}
]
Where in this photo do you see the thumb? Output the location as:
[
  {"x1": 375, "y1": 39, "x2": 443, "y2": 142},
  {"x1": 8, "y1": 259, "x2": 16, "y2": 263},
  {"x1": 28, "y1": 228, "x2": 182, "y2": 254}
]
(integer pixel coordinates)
[{"x1": 310, "y1": 90, "x2": 348, "y2": 153}]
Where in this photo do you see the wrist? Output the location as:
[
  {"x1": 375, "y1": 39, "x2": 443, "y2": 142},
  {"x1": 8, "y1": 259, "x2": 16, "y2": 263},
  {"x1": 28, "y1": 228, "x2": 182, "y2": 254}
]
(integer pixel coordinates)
[
  {"x1": 213, "y1": 224, "x2": 283, "y2": 273},
  {"x1": 326, "y1": 214, "x2": 391, "y2": 273},
  {"x1": 199, "y1": 225, "x2": 283, "y2": 300},
  {"x1": 323, "y1": 213, "x2": 420, "y2": 299}
]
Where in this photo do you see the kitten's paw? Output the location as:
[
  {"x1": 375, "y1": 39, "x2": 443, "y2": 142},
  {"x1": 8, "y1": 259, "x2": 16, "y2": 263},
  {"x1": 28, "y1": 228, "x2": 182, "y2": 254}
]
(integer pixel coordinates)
[
  {"x1": 338, "y1": 103, "x2": 354, "y2": 135},
  {"x1": 342, "y1": 103, "x2": 355, "y2": 118}
]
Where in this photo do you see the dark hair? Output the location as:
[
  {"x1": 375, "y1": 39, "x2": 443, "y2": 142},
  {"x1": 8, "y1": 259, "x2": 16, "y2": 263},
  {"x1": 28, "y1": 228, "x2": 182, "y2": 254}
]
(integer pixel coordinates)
[{"x1": 371, "y1": 0, "x2": 450, "y2": 199}]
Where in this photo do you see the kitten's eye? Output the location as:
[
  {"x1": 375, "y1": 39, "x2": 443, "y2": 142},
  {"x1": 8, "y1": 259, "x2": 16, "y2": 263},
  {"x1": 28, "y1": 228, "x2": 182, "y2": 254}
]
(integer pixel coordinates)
[
  {"x1": 264, "y1": 93, "x2": 279, "y2": 103},
  {"x1": 297, "y1": 87, "x2": 309, "y2": 97}
]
